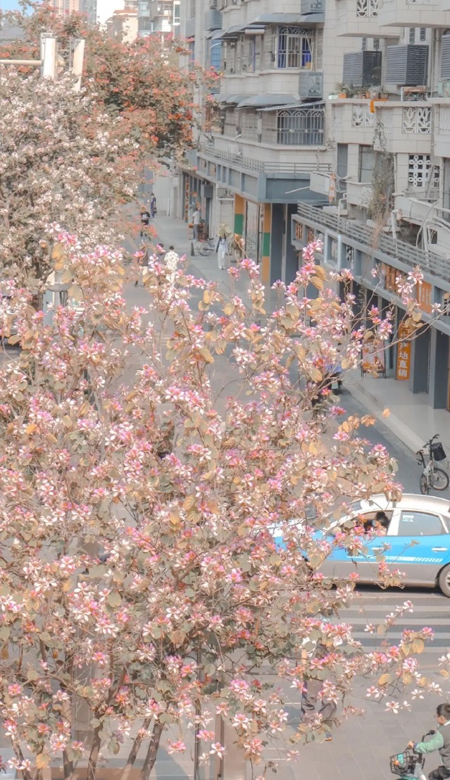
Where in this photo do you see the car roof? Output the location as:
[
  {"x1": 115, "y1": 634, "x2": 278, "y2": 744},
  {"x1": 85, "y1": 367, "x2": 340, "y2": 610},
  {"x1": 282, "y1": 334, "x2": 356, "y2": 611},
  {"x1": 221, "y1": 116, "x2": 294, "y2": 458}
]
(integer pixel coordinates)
[{"x1": 358, "y1": 493, "x2": 450, "y2": 514}]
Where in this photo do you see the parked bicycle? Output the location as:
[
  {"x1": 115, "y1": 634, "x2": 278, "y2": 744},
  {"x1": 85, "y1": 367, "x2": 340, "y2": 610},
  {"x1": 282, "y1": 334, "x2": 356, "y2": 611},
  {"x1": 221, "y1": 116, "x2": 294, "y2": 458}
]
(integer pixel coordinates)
[
  {"x1": 416, "y1": 434, "x2": 449, "y2": 494},
  {"x1": 195, "y1": 237, "x2": 215, "y2": 256}
]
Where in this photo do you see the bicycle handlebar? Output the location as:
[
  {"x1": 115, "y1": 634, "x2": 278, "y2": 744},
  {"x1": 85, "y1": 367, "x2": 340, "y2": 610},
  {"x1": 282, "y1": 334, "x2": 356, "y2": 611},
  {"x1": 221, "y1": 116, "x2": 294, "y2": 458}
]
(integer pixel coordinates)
[{"x1": 423, "y1": 434, "x2": 440, "y2": 447}]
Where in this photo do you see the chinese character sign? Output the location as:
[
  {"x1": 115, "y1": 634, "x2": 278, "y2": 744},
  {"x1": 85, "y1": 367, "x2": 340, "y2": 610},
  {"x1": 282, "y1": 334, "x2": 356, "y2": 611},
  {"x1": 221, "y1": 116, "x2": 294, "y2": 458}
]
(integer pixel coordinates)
[
  {"x1": 416, "y1": 281, "x2": 432, "y2": 315},
  {"x1": 396, "y1": 325, "x2": 411, "y2": 381}
]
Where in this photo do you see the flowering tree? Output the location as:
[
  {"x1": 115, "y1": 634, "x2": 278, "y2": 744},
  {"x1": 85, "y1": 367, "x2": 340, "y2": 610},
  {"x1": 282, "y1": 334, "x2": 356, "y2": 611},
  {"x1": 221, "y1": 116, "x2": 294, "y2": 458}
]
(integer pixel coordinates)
[
  {"x1": 0, "y1": 1, "x2": 211, "y2": 159},
  {"x1": 0, "y1": 69, "x2": 140, "y2": 291},
  {"x1": 0, "y1": 3, "x2": 213, "y2": 291},
  {"x1": 0, "y1": 233, "x2": 439, "y2": 779}
]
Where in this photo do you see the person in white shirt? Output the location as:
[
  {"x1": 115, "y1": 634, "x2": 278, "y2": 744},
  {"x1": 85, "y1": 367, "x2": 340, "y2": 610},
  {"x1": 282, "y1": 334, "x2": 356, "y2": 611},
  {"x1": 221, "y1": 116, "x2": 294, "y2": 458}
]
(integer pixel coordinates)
[
  {"x1": 164, "y1": 246, "x2": 179, "y2": 285},
  {"x1": 192, "y1": 207, "x2": 201, "y2": 239}
]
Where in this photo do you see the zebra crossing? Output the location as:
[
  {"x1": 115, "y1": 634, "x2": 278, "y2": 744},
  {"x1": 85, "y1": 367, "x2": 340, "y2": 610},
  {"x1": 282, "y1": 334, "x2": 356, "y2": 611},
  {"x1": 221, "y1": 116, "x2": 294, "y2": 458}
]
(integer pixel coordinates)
[{"x1": 339, "y1": 588, "x2": 450, "y2": 654}]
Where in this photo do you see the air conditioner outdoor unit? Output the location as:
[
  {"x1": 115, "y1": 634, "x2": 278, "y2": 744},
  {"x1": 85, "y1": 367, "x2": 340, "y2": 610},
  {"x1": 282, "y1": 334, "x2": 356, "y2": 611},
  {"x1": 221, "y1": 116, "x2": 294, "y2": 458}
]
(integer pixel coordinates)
[{"x1": 217, "y1": 187, "x2": 233, "y2": 199}]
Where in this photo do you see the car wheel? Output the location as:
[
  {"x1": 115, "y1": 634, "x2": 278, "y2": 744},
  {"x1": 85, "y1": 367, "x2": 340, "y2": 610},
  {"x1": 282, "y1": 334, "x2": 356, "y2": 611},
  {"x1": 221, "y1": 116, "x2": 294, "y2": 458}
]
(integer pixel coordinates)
[
  {"x1": 430, "y1": 467, "x2": 450, "y2": 491},
  {"x1": 420, "y1": 474, "x2": 429, "y2": 495},
  {"x1": 438, "y1": 564, "x2": 450, "y2": 598}
]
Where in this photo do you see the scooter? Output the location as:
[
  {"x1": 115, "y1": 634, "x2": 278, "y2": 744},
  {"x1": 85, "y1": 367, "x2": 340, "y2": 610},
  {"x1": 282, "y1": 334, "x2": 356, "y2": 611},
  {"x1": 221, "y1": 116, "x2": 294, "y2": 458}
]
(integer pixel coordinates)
[{"x1": 390, "y1": 732, "x2": 434, "y2": 780}]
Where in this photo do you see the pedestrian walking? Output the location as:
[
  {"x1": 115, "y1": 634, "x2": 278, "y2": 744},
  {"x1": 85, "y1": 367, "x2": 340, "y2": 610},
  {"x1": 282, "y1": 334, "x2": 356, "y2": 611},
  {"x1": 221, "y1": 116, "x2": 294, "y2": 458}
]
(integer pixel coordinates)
[
  {"x1": 192, "y1": 206, "x2": 201, "y2": 240},
  {"x1": 150, "y1": 193, "x2": 157, "y2": 218},
  {"x1": 164, "y1": 245, "x2": 179, "y2": 285},
  {"x1": 216, "y1": 224, "x2": 231, "y2": 270},
  {"x1": 140, "y1": 206, "x2": 150, "y2": 238}
]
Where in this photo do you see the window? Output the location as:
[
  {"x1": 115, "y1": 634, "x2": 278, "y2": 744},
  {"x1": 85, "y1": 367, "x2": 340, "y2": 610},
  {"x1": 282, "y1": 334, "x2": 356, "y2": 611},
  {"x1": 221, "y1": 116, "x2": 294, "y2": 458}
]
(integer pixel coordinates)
[
  {"x1": 188, "y1": 40, "x2": 195, "y2": 68},
  {"x1": 276, "y1": 106, "x2": 324, "y2": 145},
  {"x1": 409, "y1": 28, "x2": 416, "y2": 44},
  {"x1": 419, "y1": 27, "x2": 426, "y2": 41},
  {"x1": 398, "y1": 511, "x2": 444, "y2": 536},
  {"x1": 408, "y1": 154, "x2": 435, "y2": 189},
  {"x1": 276, "y1": 26, "x2": 313, "y2": 69},
  {"x1": 373, "y1": 37, "x2": 380, "y2": 50},
  {"x1": 359, "y1": 146, "x2": 376, "y2": 183},
  {"x1": 210, "y1": 40, "x2": 222, "y2": 70},
  {"x1": 362, "y1": 37, "x2": 367, "y2": 50}
]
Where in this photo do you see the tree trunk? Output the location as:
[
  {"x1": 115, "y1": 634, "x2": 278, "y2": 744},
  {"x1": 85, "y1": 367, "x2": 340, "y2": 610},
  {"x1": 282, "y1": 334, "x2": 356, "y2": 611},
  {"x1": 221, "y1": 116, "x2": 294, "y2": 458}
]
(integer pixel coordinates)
[
  {"x1": 63, "y1": 748, "x2": 73, "y2": 780},
  {"x1": 86, "y1": 726, "x2": 102, "y2": 780},
  {"x1": 139, "y1": 720, "x2": 164, "y2": 780},
  {"x1": 121, "y1": 718, "x2": 151, "y2": 780}
]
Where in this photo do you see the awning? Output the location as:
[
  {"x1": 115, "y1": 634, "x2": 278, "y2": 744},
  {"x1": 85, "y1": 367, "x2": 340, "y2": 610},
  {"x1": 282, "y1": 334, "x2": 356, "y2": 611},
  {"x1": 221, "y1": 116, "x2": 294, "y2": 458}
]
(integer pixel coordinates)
[
  {"x1": 212, "y1": 25, "x2": 245, "y2": 39},
  {"x1": 236, "y1": 94, "x2": 297, "y2": 108},
  {"x1": 244, "y1": 13, "x2": 323, "y2": 27},
  {"x1": 258, "y1": 100, "x2": 325, "y2": 112},
  {"x1": 206, "y1": 29, "x2": 223, "y2": 39}
]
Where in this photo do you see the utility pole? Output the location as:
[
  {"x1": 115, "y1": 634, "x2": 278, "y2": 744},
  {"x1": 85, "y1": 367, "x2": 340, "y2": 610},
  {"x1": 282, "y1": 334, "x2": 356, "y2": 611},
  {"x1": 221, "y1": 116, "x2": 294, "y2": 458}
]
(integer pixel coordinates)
[{"x1": 0, "y1": 32, "x2": 85, "y2": 89}]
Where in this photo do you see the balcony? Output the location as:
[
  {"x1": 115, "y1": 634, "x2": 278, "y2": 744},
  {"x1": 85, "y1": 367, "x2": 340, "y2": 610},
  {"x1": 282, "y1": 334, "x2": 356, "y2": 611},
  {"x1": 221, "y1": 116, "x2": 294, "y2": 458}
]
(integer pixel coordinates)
[
  {"x1": 295, "y1": 203, "x2": 450, "y2": 281},
  {"x1": 335, "y1": 0, "x2": 401, "y2": 38},
  {"x1": 372, "y1": 102, "x2": 431, "y2": 154},
  {"x1": 378, "y1": 0, "x2": 450, "y2": 28},
  {"x1": 199, "y1": 143, "x2": 332, "y2": 175},
  {"x1": 331, "y1": 99, "x2": 376, "y2": 145}
]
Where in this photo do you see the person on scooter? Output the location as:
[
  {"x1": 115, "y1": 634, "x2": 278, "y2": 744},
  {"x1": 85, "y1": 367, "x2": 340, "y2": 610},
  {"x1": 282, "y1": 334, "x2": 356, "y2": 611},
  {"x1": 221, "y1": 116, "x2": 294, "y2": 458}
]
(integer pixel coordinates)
[{"x1": 408, "y1": 703, "x2": 450, "y2": 780}]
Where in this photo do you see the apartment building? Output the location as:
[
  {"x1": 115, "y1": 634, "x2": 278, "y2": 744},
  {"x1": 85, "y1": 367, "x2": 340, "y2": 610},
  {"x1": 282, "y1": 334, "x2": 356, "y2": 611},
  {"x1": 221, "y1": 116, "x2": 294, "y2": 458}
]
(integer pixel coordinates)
[
  {"x1": 50, "y1": 0, "x2": 81, "y2": 14},
  {"x1": 137, "y1": 0, "x2": 181, "y2": 37},
  {"x1": 291, "y1": 4, "x2": 450, "y2": 411},
  {"x1": 179, "y1": 0, "x2": 450, "y2": 412},
  {"x1": 179, "y1": 0, "x2": 361, "y2": 282}
]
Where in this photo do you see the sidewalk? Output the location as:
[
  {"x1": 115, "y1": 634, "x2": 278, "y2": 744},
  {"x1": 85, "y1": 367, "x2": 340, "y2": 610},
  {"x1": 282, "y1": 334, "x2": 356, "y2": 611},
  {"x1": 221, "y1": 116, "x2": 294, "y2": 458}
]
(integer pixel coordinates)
[{"x1": 347, "y1": 371, "x2": 450, "y2": 457}]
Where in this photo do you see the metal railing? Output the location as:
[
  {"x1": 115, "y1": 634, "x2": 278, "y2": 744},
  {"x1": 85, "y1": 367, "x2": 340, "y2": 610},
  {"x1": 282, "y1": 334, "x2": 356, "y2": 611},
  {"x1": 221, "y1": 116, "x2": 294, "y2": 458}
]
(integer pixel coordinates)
[
  {"x1": 296, "y1": 202, "x2": 450, "y2": 282},
  {"x1": 199, "y1": 146, "x2": 332, "y2": 175}
]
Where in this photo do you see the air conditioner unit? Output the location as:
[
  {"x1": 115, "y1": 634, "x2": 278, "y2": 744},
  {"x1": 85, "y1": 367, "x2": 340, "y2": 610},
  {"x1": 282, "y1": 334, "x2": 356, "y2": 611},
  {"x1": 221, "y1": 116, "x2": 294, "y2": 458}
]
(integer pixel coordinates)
[
  {"x1": 441, "y1": 34, "x2": 450, "y2": 79},
  {"x1": 386, "y1": 44, "x2": 428, "y2": 86},
  {"x1": 217, "y1": 187, "x2": 233, "y2": 198},
  {"x1": 342, "y1": 51, "x2": 382, "y2": 87}
]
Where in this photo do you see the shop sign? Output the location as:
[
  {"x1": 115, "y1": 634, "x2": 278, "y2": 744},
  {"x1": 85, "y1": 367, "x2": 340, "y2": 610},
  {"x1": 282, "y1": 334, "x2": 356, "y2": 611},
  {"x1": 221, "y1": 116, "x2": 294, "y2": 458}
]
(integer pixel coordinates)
[
  {"x1": 362, "y1": 338, "x2": 385, "y2": 375},
  {"x1": 381, "y1": 264, "x2": 406, "y2": 295},
  {"x1": 416, "y1": 281, "x2": 432, "y2": 314},
  {"x1": 396, "y1": 323, "x2": 411, "y2": 381}
]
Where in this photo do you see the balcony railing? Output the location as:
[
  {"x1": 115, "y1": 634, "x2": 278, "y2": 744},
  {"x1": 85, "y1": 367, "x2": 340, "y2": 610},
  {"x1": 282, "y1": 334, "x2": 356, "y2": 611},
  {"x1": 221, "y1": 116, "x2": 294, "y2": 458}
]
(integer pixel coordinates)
[
  {"x1": 199, "y1": 145, "x2": 332, "y2": 175},
  {"x1": 352, "y1": 104, "x2": 375, "y2": 128},
  {"x1": 296, "y1": 202, "x2": 450, "y2": 282},
  {"x1": 356, "y1": 0, "x2": 379, "y2": 16},
  {"x1": 402, "y1": 106, "x2": 431, "y2": 134}
]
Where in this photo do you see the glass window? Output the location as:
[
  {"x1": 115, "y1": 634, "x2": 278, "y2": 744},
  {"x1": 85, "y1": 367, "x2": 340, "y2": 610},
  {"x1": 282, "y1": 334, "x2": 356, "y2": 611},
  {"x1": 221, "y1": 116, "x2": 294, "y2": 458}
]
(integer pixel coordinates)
[
  {"x1": 419, "y1": 27, "x2": 426, "y2": 41},
  {"x1": 210, "y1": 40, "x2": 222, "y2": 70},
  {"x1": 398, "y1": 511, "x2": 445, "y2": 536},
  {"x1": 359, "y1": 146, "x2": 376, "y2": 183},
  {"x1": 277, "y1": 26, "x2": 313, "y2": 69},
  {"x1": 409, "y1": 28, "x2": 416, "y2": 44}
]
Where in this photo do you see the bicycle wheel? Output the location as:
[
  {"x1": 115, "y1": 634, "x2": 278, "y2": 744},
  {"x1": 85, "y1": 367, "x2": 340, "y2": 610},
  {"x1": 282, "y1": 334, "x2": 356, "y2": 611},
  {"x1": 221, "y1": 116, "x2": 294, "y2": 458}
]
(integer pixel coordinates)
[
  {"x1": 198, "y1": 241, "x2": 212, "y2": 256},
  {"x1": 202, "y1": 242, "x2": 215, "y2": 256},
  {"x1": 430, "y1": 466, "x2": 450, "y2": 491},
  {"x1": 419, "y1": 473, "x2": 429, "y2": 495}
]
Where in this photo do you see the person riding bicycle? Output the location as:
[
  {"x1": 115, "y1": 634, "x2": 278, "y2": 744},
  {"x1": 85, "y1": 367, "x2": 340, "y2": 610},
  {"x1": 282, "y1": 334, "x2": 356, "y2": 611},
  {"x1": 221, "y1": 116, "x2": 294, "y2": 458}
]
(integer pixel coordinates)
[{"x1": 408, "y1": 704, "x2": 450, "y2": 780}]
